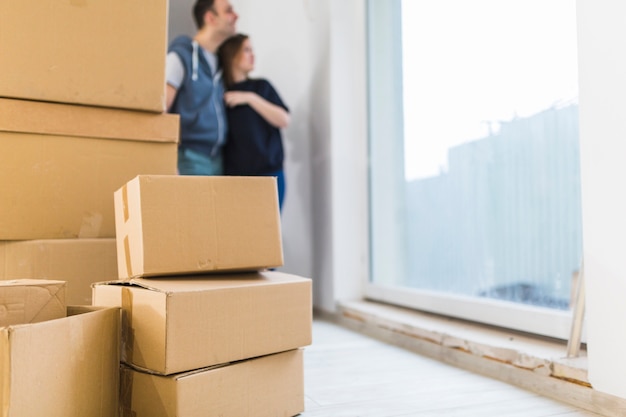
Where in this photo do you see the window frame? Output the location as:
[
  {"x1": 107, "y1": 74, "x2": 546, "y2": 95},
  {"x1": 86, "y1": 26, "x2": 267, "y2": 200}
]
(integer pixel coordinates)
[{"x1": 364, "y1": 0, "x2": 583, "y2": 341}]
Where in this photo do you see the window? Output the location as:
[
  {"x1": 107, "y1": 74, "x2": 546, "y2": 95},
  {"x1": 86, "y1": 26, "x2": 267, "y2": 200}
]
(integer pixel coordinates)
[{"x1": 366, "y1": 0, "x2": 581, "y2": 339}]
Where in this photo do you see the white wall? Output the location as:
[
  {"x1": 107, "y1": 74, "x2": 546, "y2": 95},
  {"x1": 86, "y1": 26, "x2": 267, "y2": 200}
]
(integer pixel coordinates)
[
  {"x1": 168, "y1": 0, "x2": 367, "y2": 310},
  {"x1": 328, "y1": 2, "x2": 369, "y2": 307},
  {"x1": 233, "y1": 0, "x2": 322, "y2": 288},
  {"x1": 577, "y1": 0, "x2": 626, "y2": 399}
]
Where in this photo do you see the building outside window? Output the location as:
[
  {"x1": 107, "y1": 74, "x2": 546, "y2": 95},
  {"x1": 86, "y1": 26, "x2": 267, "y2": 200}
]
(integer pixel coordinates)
[{"x1": 366, "y1": 0, "x2": 581, "y2": 339}]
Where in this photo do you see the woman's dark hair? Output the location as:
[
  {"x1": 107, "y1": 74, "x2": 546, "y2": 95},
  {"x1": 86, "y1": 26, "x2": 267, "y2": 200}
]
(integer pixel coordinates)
[{"x1": 217, "y1": 33, "x2": 249, "y2": 89}]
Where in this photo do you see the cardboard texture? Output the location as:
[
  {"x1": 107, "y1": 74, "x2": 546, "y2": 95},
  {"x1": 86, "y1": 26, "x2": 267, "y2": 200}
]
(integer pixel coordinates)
[
  {"x1": 92, "y1": 271, "x2": 312, "y2": 375},
  {"x1": 0, "y1": 0, "x2": 168, "y2": 112},
  {"x1": 120, "y1": 349, "x2": 304, "y2": 417},
  {"x1": 0, "y1": 98, "x2": 179, "y2": 240},
  {"x1": 114, "y1": 175, "x2": 283, "y2": 279},
  {"x1": 0, "y1": 279, "x2": 66, "y2": 327},
  {"x1": 0, "y1": 239, "x2": 117, "y2": 305},
  {"x1": 0, "y1": 306, "x2": 120, "y2": 417}
]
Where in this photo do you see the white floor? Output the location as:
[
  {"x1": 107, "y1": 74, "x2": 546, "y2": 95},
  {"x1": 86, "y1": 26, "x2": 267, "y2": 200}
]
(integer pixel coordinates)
[{"x1": 300, "y1": 319, "x2": 601, "y2": 417}]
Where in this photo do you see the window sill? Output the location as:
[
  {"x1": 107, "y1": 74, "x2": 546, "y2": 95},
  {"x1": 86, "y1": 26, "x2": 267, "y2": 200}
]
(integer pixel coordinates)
[{"x1": 319, "y1": 299, "x2": 626, "y2": 417}]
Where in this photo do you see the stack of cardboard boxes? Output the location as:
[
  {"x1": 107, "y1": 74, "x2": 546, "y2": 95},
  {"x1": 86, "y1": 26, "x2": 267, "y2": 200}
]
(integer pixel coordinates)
[
  {"x1": 0, "y1": 2, "x2": 312, "y2": 416},
  {"x1": 1, "y1": 1, "x2": 170, "y2": 415},
  {"x1": 93, "y1": 175, "x2": 312, "y2": 416},
  {"x1": 0, "y1": 0, "x2": 177, "y2": 304}
]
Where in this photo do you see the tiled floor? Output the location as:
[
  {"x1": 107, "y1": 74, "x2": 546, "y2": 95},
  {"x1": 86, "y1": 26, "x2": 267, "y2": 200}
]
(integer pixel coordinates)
[{"x1": 300, "y1": 319, "x2": 601, "y2": 417}]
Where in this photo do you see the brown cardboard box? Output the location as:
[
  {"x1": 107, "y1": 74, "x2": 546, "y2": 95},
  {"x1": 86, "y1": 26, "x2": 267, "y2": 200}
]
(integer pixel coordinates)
[
  {"x1": 0, "y1": 98, "x2": 178, "y2": 240},
  {"x1": 0, "y1": 279, "x2": 66, "y2": 327},
  {"x1": 92, "y1": 271, "x2": 312, "y2": 375},
  {"x1": 0, "y1": 306, "x2": 120, "y2": 417},
  {"x1": 114, "y1": 175, "x2": 283, "y2": 279},
  {"x1": 120, "y1": 349, "x2": 305, "y2": 417},
  {"x1": 0, "y1": 0, "x2": 168, "y2": 112},
  {"x1": 0, "y1": 239, "x2": 117, "y2": 305}
]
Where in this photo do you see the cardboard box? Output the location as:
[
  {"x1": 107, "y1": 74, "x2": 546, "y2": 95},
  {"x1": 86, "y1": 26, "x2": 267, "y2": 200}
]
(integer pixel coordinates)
[
  {"x1": 115, "y1": 175, "x2": 283, "y2": 279},
  {"x1": 92, "y1": 271, "x2": 312, "y2": 375},
  {"x1": 0, "y1": 0, "x2": 168, "y2": 112},
  {"x1": 0, "y1": 239, "x2": 117, "y2": 305},
  {"x1": 0, "y1": 98, "x2": 178, "y2": 240},
  {"x1": 0, "y1": 306, "x2": 120, "y2": 417},
  {"x1": 0, "y1": 279, "x2": 66, "y2": 327},
  {"x1": 120, "y1": 349, "x2": 305, "y2": 417}
]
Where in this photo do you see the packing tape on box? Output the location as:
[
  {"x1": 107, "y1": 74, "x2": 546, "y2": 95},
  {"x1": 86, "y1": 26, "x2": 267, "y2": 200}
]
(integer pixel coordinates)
[
  {"x1": 123, "y1": 236, "x2": 133, "y2": 279},
  {"x1": 118, "y1": 291, "x2": 138, "y2": 416},
  {"x1": 119, "y1": 366, "x2": 137, "y2": 417},
  {"x1": 121, "y1": 184, "x2": 134, "y2": 278},
  {"x1": 121, "y1": 287, "x2": 134, "y2": 365},
  {"x1": 122, "y1": 183, "x2": 130, "y2": 223}
]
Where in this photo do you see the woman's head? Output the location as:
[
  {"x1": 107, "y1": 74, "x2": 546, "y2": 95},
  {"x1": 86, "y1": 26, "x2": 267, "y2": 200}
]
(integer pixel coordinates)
[{"x1": 218, "y1": 33, "x2": 253, "y2": 88}]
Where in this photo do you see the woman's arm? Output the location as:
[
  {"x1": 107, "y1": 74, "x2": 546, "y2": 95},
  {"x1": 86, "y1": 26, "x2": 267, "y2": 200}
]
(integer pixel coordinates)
[{"x1": 224, "y1": 91, "x2": 290, "y2": 128}]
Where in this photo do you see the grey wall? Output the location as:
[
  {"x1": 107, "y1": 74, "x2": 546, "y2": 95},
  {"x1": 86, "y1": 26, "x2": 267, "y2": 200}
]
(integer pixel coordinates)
[{"x1": 167, "y1": 0, "x2": 368, "y2": 311}]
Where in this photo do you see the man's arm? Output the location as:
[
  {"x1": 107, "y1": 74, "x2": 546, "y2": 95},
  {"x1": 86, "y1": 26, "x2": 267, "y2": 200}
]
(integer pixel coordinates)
[
  {"x1": 165, "y1": 52, "x2": 184, "y2": 112},
  {"x1": 166, "y1": 84, "x2": 178, "y2": 112}
]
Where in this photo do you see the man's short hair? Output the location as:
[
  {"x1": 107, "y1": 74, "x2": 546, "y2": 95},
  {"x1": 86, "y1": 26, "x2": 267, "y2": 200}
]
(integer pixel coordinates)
[{"x1": 193, "y1": 0, "x2": 215, "y2": 29}]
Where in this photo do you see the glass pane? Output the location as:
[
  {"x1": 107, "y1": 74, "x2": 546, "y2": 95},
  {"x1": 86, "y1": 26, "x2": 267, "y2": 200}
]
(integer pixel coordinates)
[{"x1": 369, "y1": 0, "x2": 581, "y2": 312}]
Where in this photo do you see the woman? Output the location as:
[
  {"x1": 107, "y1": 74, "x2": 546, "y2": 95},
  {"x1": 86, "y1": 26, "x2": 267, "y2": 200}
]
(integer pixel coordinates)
[{"x1": 217, "y1": 34, "x2": 290, "y2": 210}]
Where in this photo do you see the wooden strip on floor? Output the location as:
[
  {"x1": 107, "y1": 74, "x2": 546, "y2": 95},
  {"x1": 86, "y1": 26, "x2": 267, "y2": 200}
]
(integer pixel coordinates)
[{"x1": 301, "y1": 320, "x2": 600, "y2": 417}]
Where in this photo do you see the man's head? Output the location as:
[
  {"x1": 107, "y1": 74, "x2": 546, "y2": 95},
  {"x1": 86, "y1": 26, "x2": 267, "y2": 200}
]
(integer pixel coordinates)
[
  {"x1": 193, "y1": 0, "x2": 237, "y2": 38},
  {"x1": 192, "y1": 0, "x2": 215, "y2": 29}
]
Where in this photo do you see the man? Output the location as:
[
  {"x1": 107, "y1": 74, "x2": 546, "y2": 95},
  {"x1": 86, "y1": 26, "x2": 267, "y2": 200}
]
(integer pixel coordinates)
[{"x1": 166, "y1": 0, "x2": 238, "y2": 175}]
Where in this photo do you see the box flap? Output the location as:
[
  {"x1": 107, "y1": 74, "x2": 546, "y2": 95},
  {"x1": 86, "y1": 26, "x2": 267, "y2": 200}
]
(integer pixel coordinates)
[
  {"x1": 0, "y1": 280, "x2": 66, "y2": 327},
  {"x1": 122, "y1": 360, "x2": 225, "y2": 379},
  {"x1": 0, "y1": 306, "x2": 120, "y2": 417},
  {"x1": 0, "y1": 98, "x2": 179, "y2": 143},
  {"x1": 0, "y1": 239, "x2": 118, "y2": 305},
  {"x1": 127, "y1": 271, "x2": 309, "y2": 294}
]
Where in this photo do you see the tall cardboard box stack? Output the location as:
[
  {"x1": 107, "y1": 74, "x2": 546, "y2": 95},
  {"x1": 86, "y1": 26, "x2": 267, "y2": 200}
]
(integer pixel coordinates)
[
  {"x1": 0, "y1": 0, "x2": 178, "y2": 305},
  {"x1": 93, "y1": 175, "x2": 313, "y2": 417}
]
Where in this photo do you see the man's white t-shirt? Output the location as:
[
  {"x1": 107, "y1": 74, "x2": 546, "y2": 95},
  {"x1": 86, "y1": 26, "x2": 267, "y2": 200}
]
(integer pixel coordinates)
[{"x1": 166, "y1": 47, "x2": 218, "y2": 89}]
